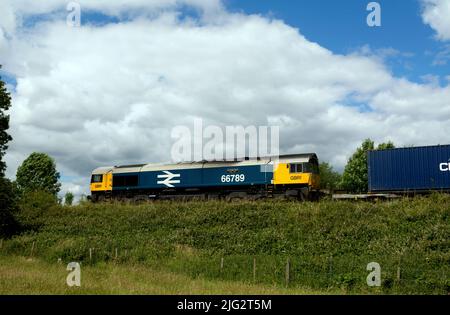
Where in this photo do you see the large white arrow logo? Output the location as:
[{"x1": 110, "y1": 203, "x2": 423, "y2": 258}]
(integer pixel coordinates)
[{"x1": 157, "y1": 171, "x2": 181, "y2": 187}]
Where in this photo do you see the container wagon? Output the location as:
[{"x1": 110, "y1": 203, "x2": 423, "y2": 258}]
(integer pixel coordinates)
[{"x1": 368, "y1": 144, "x2": 450, "y2": 193}]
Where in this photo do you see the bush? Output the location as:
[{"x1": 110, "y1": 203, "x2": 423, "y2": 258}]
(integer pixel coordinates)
[
  {"x1": 17, "y1": 190, "x2": 59, "y2": 230},
  {"x1": 0, "y1": 178, "x2": 19, "y2": 237},
  {"x1": 319, "y1": 162, "x2": 342, "y2": 191},
  {"x1": 64, "y1": 192, "x2": 74, "y2": 206}
]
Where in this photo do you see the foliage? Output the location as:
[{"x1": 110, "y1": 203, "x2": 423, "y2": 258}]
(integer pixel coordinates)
[
  {"x1": 341, "y1": 139, "x2": 395, "y2": 193},
  {"x1": 1, "y1": 196, "x2": 449, "y2": 294},
  {"x1": 0, "y1": 66, "x2": 17, "y2": 237},
  {"x1": 16, "y1": 152, "x2": 61, "y2": 196},
  {"x1": 341, "y1": 139, "x2": 374, "y2": 193},
  {"x1": 0, "y1": 178, "x2": 19, "y2": 237},
  {"x1": 64, "y1": 192, "x2": 74, "y2": 206},
  {"x1": 16, "y1": 190, "x2": 58, "y2": 230},
  {"x1": 319, "y1": 162, "x2": 342, "y2": 191},
  {"x1": 377, "y1": 141, "x2": 395, "y2": 150},
  {"x1": 0, "y1": 65, "x2": 12, "y2": 177}
]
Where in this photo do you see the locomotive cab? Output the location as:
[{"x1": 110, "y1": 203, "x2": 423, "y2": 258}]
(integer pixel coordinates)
[
  {"x1": 273, "y1": 154, "x2": 320, "y2": 190},
  {"x1": 90, "y1": 166, "x2": 113, "y2": 201}
]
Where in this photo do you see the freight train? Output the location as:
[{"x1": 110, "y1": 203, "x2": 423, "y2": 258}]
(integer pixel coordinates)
[
  {"x1": 90, "y1": 154, "x2": 321, "y2": 202},
  {"x1": 90, "y1": 144, "x2": 450, "y2": 202}
]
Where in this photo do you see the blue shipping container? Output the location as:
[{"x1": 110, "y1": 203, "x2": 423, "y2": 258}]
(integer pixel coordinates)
[{"x1": 368, "y1": 144, "x2": 450, "y2": 192}]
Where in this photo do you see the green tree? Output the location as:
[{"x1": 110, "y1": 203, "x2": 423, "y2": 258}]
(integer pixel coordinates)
[
  {"x1": 64, "y1": 191, "x2": 74, "y2": 206},
  {"x1": 377, "y1": 141, "x2": 395, "y2": 150},
  {"x1": 16, "y1": 152, "x2": 61, "y2": 196},
  {"x1": 341, "y1": 139, "x2": 395, "y2": 193},
  {"x1": 0, "y1": 65, "x2": 12, "y2": 177},
  {"x1": 0, "y1": 178, "x2": 19, "y2": 237},
  {"x1": 319, "y1": 162, "x2": 342, "y2": 191},
  {"x1": 0, "y1": 66, "x2": 18, "y2": 237},
  {"x1": 341, "y1": 139, "x2": 374, "y2": 193}
]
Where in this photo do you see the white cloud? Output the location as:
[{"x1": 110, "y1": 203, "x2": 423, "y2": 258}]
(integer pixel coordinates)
[
  {"x1": 432, "y1": 44, "x2": 450, "y2": 65},
  {"x1": 1, "y1": 0, "x2": 450, "y2": 197},
  {"x1": 422, "y1": 0, "x2": 450, "y2": 41}
]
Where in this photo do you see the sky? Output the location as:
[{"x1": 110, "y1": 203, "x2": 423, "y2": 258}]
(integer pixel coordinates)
[{"x1": 0, "y1": 0, "x2": 449, "y2": 198}]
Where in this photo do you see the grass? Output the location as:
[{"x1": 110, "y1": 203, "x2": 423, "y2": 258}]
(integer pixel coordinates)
[
  {"x1": 1, "y1": 194, "x2": 449, "y2": 294},
  {"x1": 0, "y1": 255, "x2": 330, "y2": 295}
]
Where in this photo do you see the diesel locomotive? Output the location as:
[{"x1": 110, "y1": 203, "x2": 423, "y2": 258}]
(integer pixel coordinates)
[{"x1": 89, "y1": 153, "x2": 320, "y2": 202}]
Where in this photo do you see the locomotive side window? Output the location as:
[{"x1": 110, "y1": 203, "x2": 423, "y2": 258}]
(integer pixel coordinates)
[
  {"x1": 91, "y1": 174, "x2": 103, "y2": 183},
  {"x1": 290, "y1": 163, "x2": 303, "y2": 173},
  {"x1": 289, "y1": 164, "x2": 296, "y2": 173},
  {"x1": 289, "y1": 163, "x2": 319, "y2": 174},
  {"x1": 113, "y1": 175, "x2": 139, "y2": 187}
]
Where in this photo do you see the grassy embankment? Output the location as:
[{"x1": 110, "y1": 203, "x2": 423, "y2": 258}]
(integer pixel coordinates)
[{"x1": 1, "y1": 195, "x2": 449, "y2": 294}]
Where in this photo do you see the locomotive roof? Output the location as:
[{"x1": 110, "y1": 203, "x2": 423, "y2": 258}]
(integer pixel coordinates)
[
  {"x1": 91, "y1": 153, "x2": 318, "y2": 174},
  {"x1": 91, "y1": 166, "x2": 114, "y2": 174}
]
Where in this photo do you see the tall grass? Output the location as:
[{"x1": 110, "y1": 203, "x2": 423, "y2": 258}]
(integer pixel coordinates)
[{"x1": 1, "y1": 194, "x2": 449, "y2": 294}]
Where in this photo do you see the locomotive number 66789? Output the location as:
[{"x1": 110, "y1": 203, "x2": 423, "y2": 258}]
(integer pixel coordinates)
[{"x1": 221, "y1": 174, "x2": 245, "y2": 183}]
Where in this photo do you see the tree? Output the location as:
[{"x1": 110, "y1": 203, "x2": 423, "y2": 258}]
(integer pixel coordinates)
[
  {"x1": 0, "y1": 65, "x2": 12, "y2": 177},
  {"x1": 319, "y1": 162, "x2": 342, "y2": 191},
  {"x1": 0, "y1": 66, "x2": 17, "y2": 237},
  {"x1": 341, "y1": 139, "x2": 395, "y2": 193},
  {"x1": 377, "y1": 141, "x2": 395, "y2": 150},
  {"x1": 64, "y1": 192, "x2": 74, "y2": 206},
  {"x1": 0, "y1": 178, "x2": 19, "y2": 237},
  {"x1": 16, "y1": 152, "x2": 61, "y2": 196}
]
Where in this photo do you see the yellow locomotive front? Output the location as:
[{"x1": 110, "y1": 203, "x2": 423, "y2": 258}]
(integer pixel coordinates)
[
  {"x1": 90, "y1": 167, "x2": 113, "y2": 201},
  {"x1": 272, "y1": 154, "x2": 320, "y2": 199}
]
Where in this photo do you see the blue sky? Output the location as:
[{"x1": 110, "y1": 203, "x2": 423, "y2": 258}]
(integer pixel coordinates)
[{"x1": 224, "y1": 0, "x2": 449, "y2": 85}]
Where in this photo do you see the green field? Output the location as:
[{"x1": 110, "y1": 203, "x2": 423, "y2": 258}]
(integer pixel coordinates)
[
  {"x1": 1, "y1": 195, "x2": 449, "y2": 294},
  {"x1": 0, "y1": 255, "x2": 329, "y2": 294}
]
